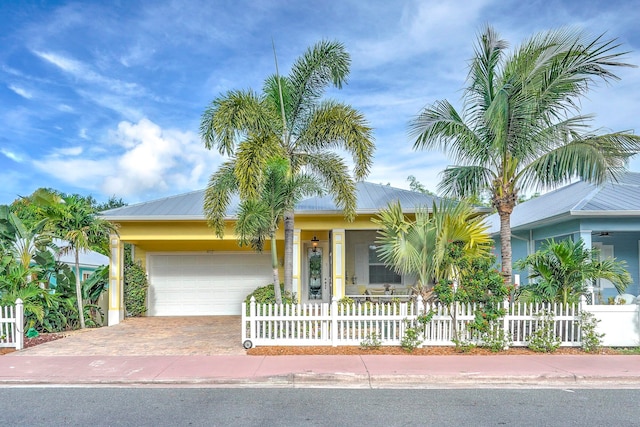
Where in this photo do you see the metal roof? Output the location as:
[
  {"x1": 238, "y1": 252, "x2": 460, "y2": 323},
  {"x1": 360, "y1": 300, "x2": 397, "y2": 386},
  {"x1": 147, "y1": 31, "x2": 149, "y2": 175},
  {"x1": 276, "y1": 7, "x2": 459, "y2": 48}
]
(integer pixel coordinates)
[
  {"x1": 487, "y1": 172, "x2": 640, "y2": 234},
  {"x1": 101, "y1": 182, "x2": 444, "y2": 221}
]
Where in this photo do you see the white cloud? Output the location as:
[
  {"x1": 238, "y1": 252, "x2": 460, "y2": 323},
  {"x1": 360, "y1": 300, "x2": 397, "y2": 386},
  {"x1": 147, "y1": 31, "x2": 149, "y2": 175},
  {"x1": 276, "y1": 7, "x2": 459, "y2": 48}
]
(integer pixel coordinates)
[
  {"x1": 1, "y1": 149, "x2": 25, "y2": 163},
  {"x1": 32, "y1": 157, "x2": 111, "y2": 186},
  {"x1": 8, "y1": 84, "x2": 33, "y2": 99},
  {"x1": 78, "y1": 128, "x2": 88, "y2": 139},
  {"x1": 58, "y1": 104, "x2": 74, "y2": 112},
  {"x1": 33, "y1": 50, "x2": 144, "y2": 96},
  {"x1": 352, "y1": 0, "x2": 490, "y2": 68},
  {"x1": 31, "y1": 118, "x2": 221, "y2": 199},
  {"x1": 102, "y1": 118, "x2": 221, "y2": 198}
]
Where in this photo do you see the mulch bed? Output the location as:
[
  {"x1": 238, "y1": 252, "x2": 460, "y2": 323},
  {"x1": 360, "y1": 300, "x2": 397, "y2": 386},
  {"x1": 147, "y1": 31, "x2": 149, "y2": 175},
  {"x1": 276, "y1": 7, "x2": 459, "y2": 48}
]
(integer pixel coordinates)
[
  {"x1": 0, "y1": 332, "x2": 66, "y2": 355},
  {"x1": 246, "y1": 345, "x2": 621, "y2": 356}
]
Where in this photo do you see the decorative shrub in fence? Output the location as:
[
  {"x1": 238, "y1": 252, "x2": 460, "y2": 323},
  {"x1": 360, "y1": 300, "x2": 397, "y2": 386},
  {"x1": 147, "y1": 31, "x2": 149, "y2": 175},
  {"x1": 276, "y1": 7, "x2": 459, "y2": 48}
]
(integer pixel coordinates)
[
  {"x1": 241, "y1": 296, "x2": 583, "y2": 348},
  {"x1": 0, "y1": 299, "x2": 24, "y2": 350}
]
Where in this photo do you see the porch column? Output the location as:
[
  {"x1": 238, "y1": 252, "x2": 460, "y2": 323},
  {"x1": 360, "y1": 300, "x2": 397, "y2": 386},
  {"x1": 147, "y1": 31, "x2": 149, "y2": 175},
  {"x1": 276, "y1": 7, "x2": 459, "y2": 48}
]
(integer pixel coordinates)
[
  {"x1": 292, "y1": 229, "x2": 301, "y2": 301},
  {"x1": 332, "y1": 229, "x2": 346, "y2": 298},
  {"x1": 580, "y1": 230, "x2": 594, "y2": 303},
  {"x1": 108, "y1": 234, "x2": 124, "y2": 326},
  {"x1": 579, "y1": 230, "x2": 592, "y2": 249}
]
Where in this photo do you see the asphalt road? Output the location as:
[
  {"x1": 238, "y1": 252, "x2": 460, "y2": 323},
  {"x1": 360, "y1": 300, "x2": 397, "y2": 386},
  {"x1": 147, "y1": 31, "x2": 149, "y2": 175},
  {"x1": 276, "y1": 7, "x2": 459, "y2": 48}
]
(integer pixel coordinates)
[{"x1": 1, "y1": 388, "x2": 639, "y2": 426}]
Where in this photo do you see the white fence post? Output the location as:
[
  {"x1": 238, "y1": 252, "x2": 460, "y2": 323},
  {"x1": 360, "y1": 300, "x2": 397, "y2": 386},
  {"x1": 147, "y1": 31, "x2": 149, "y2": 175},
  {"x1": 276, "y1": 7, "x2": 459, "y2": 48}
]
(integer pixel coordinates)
[
  {"x1": 331, "y1": 297, "x2": 338, "y2": 347},
  {"x1": 249, "y1": 297, "x2": 256, "y2": 344},
  {"x1": 15, "y1": 298, "x2": 24, "y2": 351},
  {"x1": 502, "y1": 299, "x2": 509, "y2": 347}
]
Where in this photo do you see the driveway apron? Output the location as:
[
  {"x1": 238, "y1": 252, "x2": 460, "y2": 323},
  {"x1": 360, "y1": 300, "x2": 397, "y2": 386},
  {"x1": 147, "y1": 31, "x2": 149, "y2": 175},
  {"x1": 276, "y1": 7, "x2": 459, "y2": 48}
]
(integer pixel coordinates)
[{"x1": 12, "y1": 316, "x2": 245, "y2": 356}]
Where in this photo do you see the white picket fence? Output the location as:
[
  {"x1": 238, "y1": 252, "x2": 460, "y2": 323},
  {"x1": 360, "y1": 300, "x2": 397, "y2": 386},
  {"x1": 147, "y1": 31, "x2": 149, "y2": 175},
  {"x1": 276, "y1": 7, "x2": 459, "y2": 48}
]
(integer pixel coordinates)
[
  {"x1": 0, "y1": 299, "x2": 24, "y2": 350},
  {"x1": 241, "y1": 296, "x2": 584, "y2": 348}
]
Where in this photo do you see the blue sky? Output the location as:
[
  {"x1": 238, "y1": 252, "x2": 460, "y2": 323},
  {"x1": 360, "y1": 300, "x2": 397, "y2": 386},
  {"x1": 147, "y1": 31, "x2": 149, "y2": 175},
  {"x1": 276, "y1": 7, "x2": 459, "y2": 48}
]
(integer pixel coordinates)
[{"x1": 1, "y1": 0, "x2": 639, "y2": 205}]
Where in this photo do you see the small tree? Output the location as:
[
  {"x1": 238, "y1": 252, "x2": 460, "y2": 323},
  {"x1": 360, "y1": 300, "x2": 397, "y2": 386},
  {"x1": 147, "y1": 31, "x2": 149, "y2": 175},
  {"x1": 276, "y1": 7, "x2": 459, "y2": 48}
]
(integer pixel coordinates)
[
  {"x1": 46, "y1": 194, "x2": 118, "y2": 328},
  {"x1": 433, "y1": 245, "x2": 509, "y2": 346},
  {"x1": 515, "y1": 238, "x2": 631, "y2": 304},
  {"x1": 234, "y1": 157, "x2": 322, "y2": 303}
]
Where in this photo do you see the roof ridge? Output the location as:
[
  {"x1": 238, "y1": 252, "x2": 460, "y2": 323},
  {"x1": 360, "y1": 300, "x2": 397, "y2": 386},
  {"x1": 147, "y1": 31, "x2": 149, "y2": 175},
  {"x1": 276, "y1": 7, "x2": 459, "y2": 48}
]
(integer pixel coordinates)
[{"x1": 570, "y1": 183, "x2": 600, "y2": 211}]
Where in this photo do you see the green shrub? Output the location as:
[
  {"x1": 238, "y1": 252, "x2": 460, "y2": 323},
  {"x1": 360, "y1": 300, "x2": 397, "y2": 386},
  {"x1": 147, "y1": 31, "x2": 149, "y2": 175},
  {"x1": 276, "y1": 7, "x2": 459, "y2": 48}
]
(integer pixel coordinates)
[
  {"x1": 124, "y1": 261, "x2": 148, "y2": 317},
  {"x1": 401, "y1": 324, "x2": 422, "y2": 352},
  {"x1": 244, "y1": 283, "x2": 296, "y2": 305},
  {"x1": 479, "y1": 326, "x2": 512, "y2": 352},
  {"x1": 401, "y1": 310, "x2": 434, "y2": 352},
  {"x1": 360, "y1": 332, "x2": 382, "y2": 350},
  {"x1": 451, "y1": 338, "x2": 476, "y2": 353},
  {"x1": 580, "y1": 311, "x2": 604, "y2": 353},
  {"x1": 528, "y1": 310, "x2": 561, "y2": 353}
]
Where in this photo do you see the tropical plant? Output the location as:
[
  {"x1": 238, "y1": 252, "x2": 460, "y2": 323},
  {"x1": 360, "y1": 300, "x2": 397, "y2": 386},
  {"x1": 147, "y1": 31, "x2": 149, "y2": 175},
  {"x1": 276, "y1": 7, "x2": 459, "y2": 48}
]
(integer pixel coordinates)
[
  {"x1": 515, "y1": 238, "x2": 630, "y2": 305},
  {"x1": 200, "y1": 40, "x2": 374, "y2": 294},
  {"x1": 234, "y1": 157, "x2": 321, "y2": 303},
  {"x1": 410, "y1": 26, "x2": 640, "y2": 282},
  {"x1": 433, "y1": 248, "x2": 509, "y2": 345},
  {"x1": 373, "y1": 199, "x2": 493, "y2": 291},
  {"x1": 0, "y1": 205, "x2": 52, "y2": 271},
  {"x1": 45, "y1": 194, "x2": 118, "y2": 328}
]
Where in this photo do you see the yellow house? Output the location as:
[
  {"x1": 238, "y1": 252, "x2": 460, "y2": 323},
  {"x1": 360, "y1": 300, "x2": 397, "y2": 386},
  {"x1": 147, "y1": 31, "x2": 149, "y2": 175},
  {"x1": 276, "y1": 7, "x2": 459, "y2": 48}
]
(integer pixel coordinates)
[{"x1": 102, "y1": 182, "x2": 441, "y2": 325}]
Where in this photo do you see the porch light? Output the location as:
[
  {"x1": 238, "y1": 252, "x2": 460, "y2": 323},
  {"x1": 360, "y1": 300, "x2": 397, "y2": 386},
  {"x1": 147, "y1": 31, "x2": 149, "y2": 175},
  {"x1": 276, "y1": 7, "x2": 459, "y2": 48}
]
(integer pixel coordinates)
[{"x1": 311, "y1": 235, "x2": 319, "y2": 252}]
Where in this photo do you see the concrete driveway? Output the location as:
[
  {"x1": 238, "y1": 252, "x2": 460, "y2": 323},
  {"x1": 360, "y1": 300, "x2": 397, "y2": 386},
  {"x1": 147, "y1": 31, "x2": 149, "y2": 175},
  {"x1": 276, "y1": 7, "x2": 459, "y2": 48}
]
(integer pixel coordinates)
[{"x1": 13, "y1": 316, "x2": 246, "y2": 356}]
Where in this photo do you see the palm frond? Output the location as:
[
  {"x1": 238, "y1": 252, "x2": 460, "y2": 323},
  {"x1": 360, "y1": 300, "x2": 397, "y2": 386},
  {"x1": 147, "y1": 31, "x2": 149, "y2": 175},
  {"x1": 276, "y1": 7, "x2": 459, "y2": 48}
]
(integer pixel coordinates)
[
  {"x1": 200, "y1": 89, "x2": 270, "y2": 155},
  {"x1": 203, "y1": 161, "x2": 238, "y2": 237},
  {"x1": 522, "y1": 131, "x2": 640, "y2": 190},
  {"x1": 466, "y1": 25, "x2": 508, "y2": 119},
  {"x1": 235, "y1": 199, "x2": 271, "y2": 251},
  {"x1": 438, "y1": 166, "x2": 493, "y2": 200},
  {"x1": 288, "y1": 40, "x2": 350, "y2": 124},
  {"x1": 410, "y1": 100, "x2": 487, "y2": 165},
  {"x1": 234, "y1": 134, "x2": 283, "y2": 199},
  {"x1": 299, "y1": 151, "x2": 357, "y2": 221},
  {"x1": 297, "y1": 101, "x2": 374, "y2": 180}
]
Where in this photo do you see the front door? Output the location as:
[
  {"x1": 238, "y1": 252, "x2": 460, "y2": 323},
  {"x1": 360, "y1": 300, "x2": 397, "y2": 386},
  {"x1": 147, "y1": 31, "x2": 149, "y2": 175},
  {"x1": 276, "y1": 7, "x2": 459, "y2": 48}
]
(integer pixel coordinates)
[{"x1": 304, "y1": 245, "x2": 330, "y2": 303}]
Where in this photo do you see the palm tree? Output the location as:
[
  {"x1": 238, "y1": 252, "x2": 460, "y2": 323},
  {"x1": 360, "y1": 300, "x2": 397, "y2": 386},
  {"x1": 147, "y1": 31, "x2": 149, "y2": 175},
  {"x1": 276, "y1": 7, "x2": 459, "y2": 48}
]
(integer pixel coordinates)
[
  {"x1": 200, "y1": 40, "x2": 374, "y2": 294},
  {"x1": 515, "y1": 238, "x2": 630, "y2": 305},
  {"x1": 373, "y1": 200, "x2": 493, "y2": 292},
  {"x1": 47, "y1": 195, "x2": 118, "y2": 329},
  {"x1": 234, "y1": 158, "x2": 322, "y2": 303},
  {"x1": 410, "y1": 26, "x2": 640, "y2": 282}
]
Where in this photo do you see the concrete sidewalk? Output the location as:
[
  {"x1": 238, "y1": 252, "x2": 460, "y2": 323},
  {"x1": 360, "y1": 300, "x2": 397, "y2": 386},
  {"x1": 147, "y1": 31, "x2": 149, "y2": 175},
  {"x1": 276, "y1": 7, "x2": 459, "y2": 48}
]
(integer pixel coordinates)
[{"x1": 1, "y1": 354, "x2": 639, "y2": 388}]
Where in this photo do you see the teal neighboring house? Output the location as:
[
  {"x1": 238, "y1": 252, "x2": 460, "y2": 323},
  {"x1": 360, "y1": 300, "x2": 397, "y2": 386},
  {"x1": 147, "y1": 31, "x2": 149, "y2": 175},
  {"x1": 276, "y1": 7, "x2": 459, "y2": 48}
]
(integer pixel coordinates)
[
  {"x1": 52, "y1": 239, "x2": 109, "y2": 286},
  {"x1": 487, "y1": 171, "x2": 640, "y2": 303}
]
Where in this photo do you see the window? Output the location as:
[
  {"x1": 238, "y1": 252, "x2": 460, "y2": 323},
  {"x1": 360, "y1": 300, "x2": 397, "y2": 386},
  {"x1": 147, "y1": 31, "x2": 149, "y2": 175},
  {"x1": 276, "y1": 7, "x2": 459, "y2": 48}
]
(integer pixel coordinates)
[
  {"x1": 82, "y1": 272, "x2": 92, "y2": 281},
  {"x1": 368, "y1": 247, "x2": 401, "y2": 284}
]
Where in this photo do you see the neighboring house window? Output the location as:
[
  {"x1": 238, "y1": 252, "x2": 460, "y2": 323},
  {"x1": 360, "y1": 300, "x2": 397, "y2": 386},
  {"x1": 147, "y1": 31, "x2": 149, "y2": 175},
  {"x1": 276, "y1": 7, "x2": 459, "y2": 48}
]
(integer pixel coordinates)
[
  {"x1": 82, "y1": 272, "x2": 92, "y2": 281},
  {"x1": 368, "y1": 246, "x2": 401, "y2": 284}
]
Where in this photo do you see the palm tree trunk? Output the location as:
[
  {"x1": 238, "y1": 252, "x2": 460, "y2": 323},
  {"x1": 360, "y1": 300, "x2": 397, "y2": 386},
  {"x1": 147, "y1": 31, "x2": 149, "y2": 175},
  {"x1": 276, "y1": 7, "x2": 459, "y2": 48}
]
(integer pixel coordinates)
[
  {"x1": 74, "y1": 250, "x2": 86, "y2": 329},
  {"x1": 283, "y1": 209, "x2": 294, "y2": 295},
  {"x1": 498, "y1": 209, "x2": 512, "y2": 284},
  {"x1": 271, "y1": 235, "x2": 283, "y2": 304}
]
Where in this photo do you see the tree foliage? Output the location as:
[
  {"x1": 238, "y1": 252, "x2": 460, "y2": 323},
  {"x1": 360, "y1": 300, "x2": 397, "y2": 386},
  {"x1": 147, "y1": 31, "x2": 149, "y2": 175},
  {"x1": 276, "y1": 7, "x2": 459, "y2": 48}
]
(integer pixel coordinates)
[
  {"x1": 410, "y1": 26, "x2": 640, "y2": 282},
  {"x1": 515, "y1": 238, "x2": 631, "y2": 304},
  {"x1": 373, "y1": 200, "x2": 493, "y2": 293},
  {"x1": 200, "y1": 40, "x2": 374, "y2": 293}
]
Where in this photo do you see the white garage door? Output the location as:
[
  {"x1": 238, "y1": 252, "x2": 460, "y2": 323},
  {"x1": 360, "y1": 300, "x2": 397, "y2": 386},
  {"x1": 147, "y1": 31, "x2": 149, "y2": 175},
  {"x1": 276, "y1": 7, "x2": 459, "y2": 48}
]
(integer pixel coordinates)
[{"x1": 147, "y1": 253, "x2": 272, "y2": 316}]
